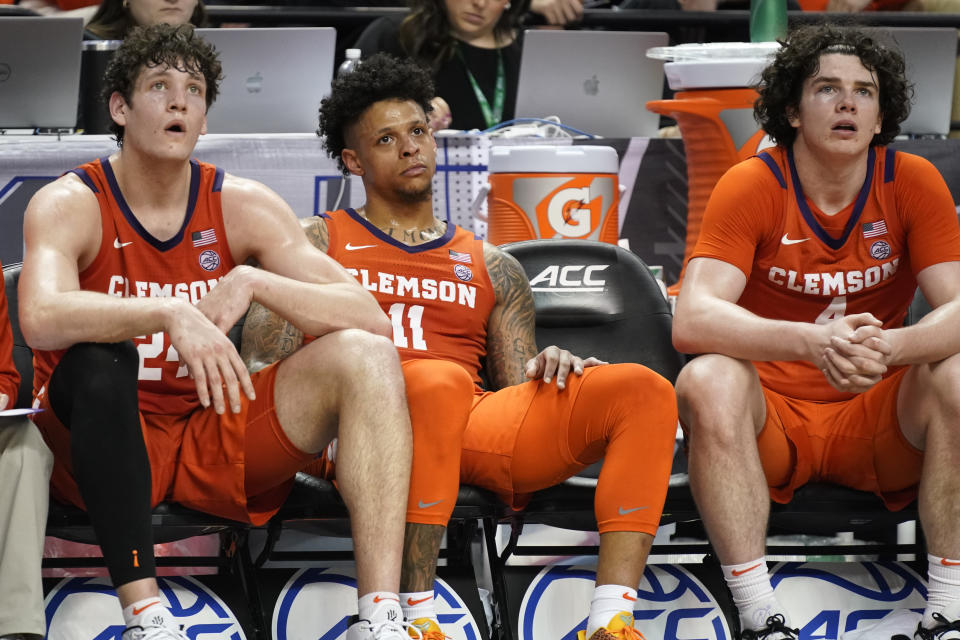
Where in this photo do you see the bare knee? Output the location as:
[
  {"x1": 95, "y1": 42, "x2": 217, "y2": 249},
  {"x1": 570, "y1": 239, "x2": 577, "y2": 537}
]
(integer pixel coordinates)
[
  {"x1": 304, "y1": 329, "x2": 403, "y2": 389},
  {"x1": 675, "y1": 354, "x2": 762, "y2": 444}
]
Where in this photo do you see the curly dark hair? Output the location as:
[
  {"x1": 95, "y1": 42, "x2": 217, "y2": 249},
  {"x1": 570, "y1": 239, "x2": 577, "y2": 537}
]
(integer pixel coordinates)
[
  {"x1": 755, "y1": 24, "x2": 911, "y2": 147},
  {"x1": 318, "y1": 53, "x2": 435, "y2": 175},
  {"x1": 102, "y1": 23, "x2": 222, "y2": 146},
  {"x1": 397, "y1": 0, "x2": 530, "y2": 71}
]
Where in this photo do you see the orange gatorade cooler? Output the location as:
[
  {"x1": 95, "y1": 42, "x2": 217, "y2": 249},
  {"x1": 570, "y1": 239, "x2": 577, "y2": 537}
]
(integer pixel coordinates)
[{"x1": 485, "y1": 145, "x2": 620, "y2": 245}]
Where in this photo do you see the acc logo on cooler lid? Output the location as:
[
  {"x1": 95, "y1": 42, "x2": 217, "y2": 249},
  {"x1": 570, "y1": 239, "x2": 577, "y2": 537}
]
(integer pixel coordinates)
[
  {"x1": 519, "y1": 563, "x2": 731, "y2": 640},
  {"x1": 273, "y1": 567, "x2": 483, "y2": 640},
  {"x1": 44, "y1": 576, "x2": 246, "y2": 640}
]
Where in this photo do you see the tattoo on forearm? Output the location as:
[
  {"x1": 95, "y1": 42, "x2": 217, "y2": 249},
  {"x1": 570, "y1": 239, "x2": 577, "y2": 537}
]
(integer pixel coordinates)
[
  {"x1": 484, "y1": 245, "x2": 538, "y2": 389},
  {"x1": 400, "y1": 522, "x2": 446, "y2": 592}
]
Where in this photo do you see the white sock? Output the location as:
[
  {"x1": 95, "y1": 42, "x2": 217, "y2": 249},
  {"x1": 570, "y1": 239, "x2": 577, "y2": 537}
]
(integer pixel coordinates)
[
  {"x1": 721, "y1": 558, "x2": 787, "y2": 632},
  {"x1": 586, "y1": 584, "x2": 637, "y2": 637},
  {"x1": 925, "y1": 554, "x2": 960, "y2": 628},
  {"x1": 358, "y1": 592, "x2": 404, "y2": 625},
  {"x1": 122, "y1": 597, "x2": 174, "y2": 629},
  {"x1": 400, "y1": 590, "x2": 436, "y2": 622}
]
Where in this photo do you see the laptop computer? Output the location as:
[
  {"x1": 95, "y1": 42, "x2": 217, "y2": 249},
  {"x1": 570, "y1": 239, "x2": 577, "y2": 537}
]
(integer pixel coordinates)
[
  {"x1": 881, "y1": 27, "x2": 957, "y2": 136},
  {"x1": 0, "y1": 17, "x2": 83, "y2": 130},
  {"x1": 195, "y1": 27, "x2": 336, "y2": 134},
  {"x1": 514, "y1": 30, "x2": 669, "y2": 138}
]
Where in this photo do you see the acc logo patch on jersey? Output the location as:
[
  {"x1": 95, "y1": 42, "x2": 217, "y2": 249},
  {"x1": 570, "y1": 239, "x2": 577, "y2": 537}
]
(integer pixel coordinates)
[
  {"x1": 44, "y1": 576, "x2": 246, "y2": 640},
  {"x1": 454, "y1": 264, "x2": 474, "y2": 282},
  {"x1": 198, "y1": 249, "x2": 221, "y2": 272},
  {"x1": 870, "y1": 241, "x2": 892, "y2": 260},
  {"x1": 769, "y1": 561, "x2": 926, "y2": 638},
  {"x1": 518, "y1": 563, "x2": 730, "y2": 640},
  {"x1": 273, "y1": 567, "x2": 483, "y2": 640}
]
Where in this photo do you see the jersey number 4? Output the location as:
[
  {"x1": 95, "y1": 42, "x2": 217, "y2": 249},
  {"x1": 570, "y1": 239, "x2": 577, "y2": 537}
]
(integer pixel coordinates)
[
  {"x1": 389, "y1": 303, "x2": 427, "y2": 350},
  {"x1": 816, "y1": 295, "x2": 847, "y2": 324},
  {"x1": 136, "y1": 332, "x2": 189, "y2": 381}
]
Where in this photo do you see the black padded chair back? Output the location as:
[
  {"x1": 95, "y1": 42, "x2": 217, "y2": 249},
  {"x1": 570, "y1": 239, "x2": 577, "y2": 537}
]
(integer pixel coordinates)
[
  {"x1": 3, "y1": 263, "x2": 33, "y2": 409},
  {"x1": 500, "y1": 239, "x2": 683, "y2": 383}
]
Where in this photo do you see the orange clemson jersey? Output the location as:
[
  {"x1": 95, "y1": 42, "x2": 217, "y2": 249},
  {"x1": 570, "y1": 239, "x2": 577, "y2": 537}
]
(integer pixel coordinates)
[
  {"x1": 323, "y1": 209, "x2": 496, "y2": 387},
  {"x1": 692, "y1": 145, "x2": 960, "y2": 401},
  {"x1": 33, "y1": 157, "x2": 237, "y2": 415}
]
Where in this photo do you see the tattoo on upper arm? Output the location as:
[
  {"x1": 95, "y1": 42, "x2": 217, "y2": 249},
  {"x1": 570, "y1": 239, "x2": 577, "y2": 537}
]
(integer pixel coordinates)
[
  {"x1": 301, "y1": 217, "x2": 330, "y2": 253},
  {"x1": 240, "y1": 300, "x2": 305, "y2": 372},
  {"x1": 483, "y1": 244, "x2": 538, "y2": 389}
]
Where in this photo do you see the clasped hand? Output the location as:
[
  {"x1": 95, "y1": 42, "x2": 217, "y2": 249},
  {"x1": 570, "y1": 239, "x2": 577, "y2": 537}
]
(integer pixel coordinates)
[{"x1": 817, "y1": 313, "x2": 892, "y2": 393}]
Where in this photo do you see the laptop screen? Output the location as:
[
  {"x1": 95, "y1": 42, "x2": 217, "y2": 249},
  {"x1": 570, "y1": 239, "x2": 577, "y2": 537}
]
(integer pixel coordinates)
[
  {"x1": 881, "y1": 27, "x2": 956, "y2": 137},
  {"x1": 196, "y1": 27, "x2": 336, "y2": 134},
  {"x1": 514, "y1": 30, "x2": 669, "y2": 138},
  {"x1": 0, "y1": 17, "x2": 83, "y2": 130}
]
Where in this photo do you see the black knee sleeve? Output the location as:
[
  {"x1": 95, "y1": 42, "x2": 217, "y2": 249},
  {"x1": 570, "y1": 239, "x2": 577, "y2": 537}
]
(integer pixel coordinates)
[{"x1": 49, "y1": 341, "x2": 156, "y2": 586}]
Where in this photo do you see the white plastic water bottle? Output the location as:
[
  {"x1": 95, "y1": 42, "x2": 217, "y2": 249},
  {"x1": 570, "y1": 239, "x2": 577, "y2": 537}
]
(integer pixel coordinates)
[{"x1": 337, "y1": 48, "x2": 362, "y2": 77}]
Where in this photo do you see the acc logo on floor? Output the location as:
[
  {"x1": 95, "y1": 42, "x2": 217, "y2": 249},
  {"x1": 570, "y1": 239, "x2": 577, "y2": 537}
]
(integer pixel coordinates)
[
  {"x1": 273, "y1": 567, "x2": 483, "y2": 640},
  {"x1": 519, "y1": 563, "x2": 731, "y2": 640},
  {"x1": 44, "y1": 575, "x2": 245, "y2": 640}
]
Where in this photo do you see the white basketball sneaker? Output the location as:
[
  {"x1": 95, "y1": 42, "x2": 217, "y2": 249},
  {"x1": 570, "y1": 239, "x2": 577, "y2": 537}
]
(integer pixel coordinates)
[
  {"x1": 840, "y1": 609, "x2": 922, "y2": 639},
  {"x1": 346, "y1": 617, "x2": 422, "y2": 640},
  {"x1": 915, "y1": 600, "x2": 960, "y2": 640}
]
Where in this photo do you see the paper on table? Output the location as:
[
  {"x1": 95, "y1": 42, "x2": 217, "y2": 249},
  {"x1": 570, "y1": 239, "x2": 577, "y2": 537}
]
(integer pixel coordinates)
[{"x1": 0, "y1": 408, "x2": 43, "y2": 417}]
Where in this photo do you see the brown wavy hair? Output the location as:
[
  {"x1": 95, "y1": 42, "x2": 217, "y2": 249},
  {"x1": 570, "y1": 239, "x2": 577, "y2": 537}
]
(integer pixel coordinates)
[
  {"x1": 397, "y1": 0, "x2": 530, "y2": 70},
  {"x1": 755, "y1": 24, "x2": 911, "y2": 147},
  {"x1": 102, "y1": 23, "x2": 222, "y2": 146}
]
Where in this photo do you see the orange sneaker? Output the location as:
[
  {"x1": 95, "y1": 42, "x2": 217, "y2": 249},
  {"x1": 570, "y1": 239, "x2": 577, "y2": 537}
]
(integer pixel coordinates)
[
  {"x1": 576, "y1": 611, "x2": 647, "y2": 640},
  {"x1": 407, "y1": 618, "x2": 446, "y2": 640}
]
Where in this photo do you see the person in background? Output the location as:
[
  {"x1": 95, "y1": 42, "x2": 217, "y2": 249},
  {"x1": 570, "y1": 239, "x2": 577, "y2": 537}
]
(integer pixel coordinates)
[
  {"x1": 86, "y1": 0, "x2": 206, "y2": 40},
  {"x1": 354, "y1": 0, "x2": 528, "y2": 131},
  {"x1": 0, "y1": 259, "x2": 53, "y2": 640}
]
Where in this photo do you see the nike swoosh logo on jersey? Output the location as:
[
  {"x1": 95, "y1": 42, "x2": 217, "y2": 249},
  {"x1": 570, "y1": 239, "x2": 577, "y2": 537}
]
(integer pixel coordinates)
[
  {"x1": 345, "y1": 243, "x2": 377, "y2": 251},
  {"x1": 418, "y1": 499, "x2": 443, "y2": 509},
  {"x1": 114, "y1": 238, "x2": 133, "y2": 249},
  {"x1": 617, "y1": 505, "x2": 649, "y2": 515},
  {"x1": 781, "y1": 234, "x2": 809, "y2": 245}
]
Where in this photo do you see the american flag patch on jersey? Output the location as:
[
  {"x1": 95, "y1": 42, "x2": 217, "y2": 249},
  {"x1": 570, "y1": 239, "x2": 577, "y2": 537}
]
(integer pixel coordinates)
[
  {"x1": 449, "y1": 249, "x2": 472, "y2": 264},
  {"x1": 862, "y1": 220, "x2": 887, "y2": 238},
  {"x1": 192, "y1": 229, "x2": 217, "y2": 247}
]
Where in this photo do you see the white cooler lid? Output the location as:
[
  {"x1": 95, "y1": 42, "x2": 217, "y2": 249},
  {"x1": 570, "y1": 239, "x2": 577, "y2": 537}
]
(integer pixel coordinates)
[
  {"x1": 488, "y1": 145, "x2": 619, "y2": 174},
  {"x1": 647, "y1": 42, "x2": 780, "y2": 91}
]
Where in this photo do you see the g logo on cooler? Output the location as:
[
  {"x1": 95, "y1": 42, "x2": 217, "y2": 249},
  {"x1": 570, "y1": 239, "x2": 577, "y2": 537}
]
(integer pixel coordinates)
[
  {"x1": 273, "y1": 567, "x2": 483, "y2": 640},
  {"x1": 44, "y1": 576, "x2": 245, "y2": 640},
  {"x1": 546, "y1": 187, "x2": 594, "y2": 236},
  {"x1": 519, "y1": 564, "x2": 730, "y2": 640}
]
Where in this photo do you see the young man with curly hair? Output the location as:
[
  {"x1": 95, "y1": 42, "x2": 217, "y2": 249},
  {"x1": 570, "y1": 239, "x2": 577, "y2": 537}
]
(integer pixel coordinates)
[
  {"x1": 241, "y1": 53, "x2": 679, "y2": 640},
  {"x1": 673, "y1": 24, "x2": 960, "y2": 640},
  {"x1": 21, "y1": 25, "x2": 414, "y2": 640}
]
